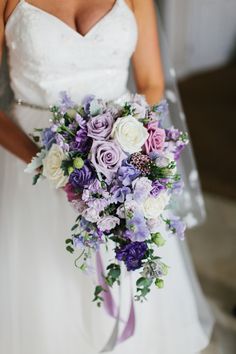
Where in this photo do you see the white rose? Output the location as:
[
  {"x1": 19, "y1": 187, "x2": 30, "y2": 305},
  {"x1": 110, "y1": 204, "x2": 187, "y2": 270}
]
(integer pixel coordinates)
[
  {"x1": 141, "y1": 192, "x2": 170, "y2": 219},
  {"x1": 42, "y1": 144, "x2": 68, "y2": 188},
  {"x1": 111, "y1": 115, "x2": 149, "y2": 154}
]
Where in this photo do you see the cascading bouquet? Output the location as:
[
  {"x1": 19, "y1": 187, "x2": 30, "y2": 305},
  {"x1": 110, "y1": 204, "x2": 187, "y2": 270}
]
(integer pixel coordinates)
[{"x1": 27, "y1": 92, "x2": 188, "y2": 305}]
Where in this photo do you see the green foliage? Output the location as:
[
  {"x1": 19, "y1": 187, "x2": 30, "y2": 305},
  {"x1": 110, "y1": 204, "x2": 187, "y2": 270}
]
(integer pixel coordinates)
[
  {"x1": 135, "y1": 277, "x2": 153, "y2": 301},
  {"x1": 93, "y1": 285, "x2": 105, "y2": 307},
  {"x1": 105, "y1": 264, "x2": 121, "y2": 287}
]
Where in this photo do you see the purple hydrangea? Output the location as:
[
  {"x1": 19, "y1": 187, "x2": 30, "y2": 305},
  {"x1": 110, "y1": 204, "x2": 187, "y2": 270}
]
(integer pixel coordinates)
[
  {"x1": 117, "y1": 160, "x2": 140, "y2": 186},
  {"x1": 115, "y1": 241, "x2": 148, "y2": 271},
  {"x1": 69, "y1": 161, "x2": 95, "y2": 189},
  {"x1": 42, "y1": 128, "x2": 56, "y2": 150}
]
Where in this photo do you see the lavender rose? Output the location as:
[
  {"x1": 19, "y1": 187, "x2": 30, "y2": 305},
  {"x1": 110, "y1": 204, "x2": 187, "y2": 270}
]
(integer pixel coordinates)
[
  {"x1": 69, "y1": 161, "x2": 95, "y2": 189},
  {"x1": 87, "y1": 112, "x2": 114, "y2": 140},
  {"x1": 90, "y1": 140, "x2": 126, "y2": 180}
]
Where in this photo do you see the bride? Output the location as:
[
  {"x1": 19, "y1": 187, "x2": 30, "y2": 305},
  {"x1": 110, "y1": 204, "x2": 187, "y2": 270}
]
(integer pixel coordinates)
[{"x1": 0, "y1": 0, "x2": 214, "y2": 353}]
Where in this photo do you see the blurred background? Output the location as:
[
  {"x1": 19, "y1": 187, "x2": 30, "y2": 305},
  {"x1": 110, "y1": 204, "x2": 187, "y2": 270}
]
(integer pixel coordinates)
[{"x1": 156, "y1": 0, "x2": 236, "y2": 353}]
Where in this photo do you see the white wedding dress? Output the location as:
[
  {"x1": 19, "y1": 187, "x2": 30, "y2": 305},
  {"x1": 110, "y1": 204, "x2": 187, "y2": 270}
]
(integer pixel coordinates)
[{"x1": 0, "y1": 1, "x2": 214, "y2": 353}]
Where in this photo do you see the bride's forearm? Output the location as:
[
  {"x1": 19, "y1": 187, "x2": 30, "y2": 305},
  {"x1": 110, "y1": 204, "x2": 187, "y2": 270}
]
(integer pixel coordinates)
[
  {"x1": 137, "y1": 85, "x2": 164, "y2": 106},
  {"x1": 0, "y1": 111, "x2": 39, "y2": 163}
]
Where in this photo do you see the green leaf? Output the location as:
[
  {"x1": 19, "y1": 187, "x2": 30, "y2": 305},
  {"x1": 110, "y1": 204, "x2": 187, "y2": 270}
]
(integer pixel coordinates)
[
  {"x1": 65, "y1": 238, "x2": 73, "y2": 244},
  {"x1": 71, "y1": 224, "x2": 78, "y2": 231},
  {"x1": 136, "y1": 277, "x2": 152, "y2": 288},
  {"x1": 66, "y1": 245, "x2": 74, "y2": 254}
]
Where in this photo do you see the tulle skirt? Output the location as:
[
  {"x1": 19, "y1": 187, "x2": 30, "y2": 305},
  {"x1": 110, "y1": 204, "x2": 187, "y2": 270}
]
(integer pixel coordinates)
[{"x1": 0, "y1": 104, "x2": 214, "y2": 354}]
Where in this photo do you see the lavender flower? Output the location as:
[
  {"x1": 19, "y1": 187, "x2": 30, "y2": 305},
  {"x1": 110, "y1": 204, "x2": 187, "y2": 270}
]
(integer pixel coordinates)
[
  {"x1": 97, "y1": 216, "x2": 120, "y2": 232},
  {"x1": 82, "y1": 95, "x2": 95, "y2": 115},
  {"x1": 69, "y1": 161, "x2": 95, "y2": 189},
  {"x1": 125, "y1": 211, "x2": 150, "y2": 242},
  {"x1": 59, "y1": 91, "x2": 75, "y2": 113},
  {"x1": 42, "y1": 128, "x2": 55, "y2": 150},
  {"x1": 165, "y1": 127, "x2": 180, "y2": 141},
  {"x1": 55, "y1": 133, "x2": 69, "y2": 152},
  {"x1": 169, "y1": 217, "x2": 186, "y2": 240},
  {"x1": 70, "y1": 129, "x2": 92, "y2": 153},
  {"x1": 174, "y1": 142, "x2": 186, "y2": 160},
  {"x1": 151, "y1": 180, "x2": 166, "y2": 197},
  {"x1": 132, "y1": 177, "x2": 153, "y2": 203},
  {"x1": 111, "y1": 186, "x2": 132, "y2": 203},
  {"x1": 117, "y1": 160, "x2": 140, "y2": 186},
  {"x1": 115, "y1": 241, "x2": 148, "y2": 271}
]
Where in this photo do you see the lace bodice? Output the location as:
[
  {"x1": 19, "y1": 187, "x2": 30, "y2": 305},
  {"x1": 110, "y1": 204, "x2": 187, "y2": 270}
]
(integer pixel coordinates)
[{"x1": 5, "y1": 0, "x2": 138, "y2": 105}]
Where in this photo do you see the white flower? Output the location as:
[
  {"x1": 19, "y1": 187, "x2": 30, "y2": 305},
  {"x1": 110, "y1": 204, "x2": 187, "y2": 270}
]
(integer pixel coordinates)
[
  {"x1": 111, "y1": 115, "x2": 149, "y2": 154},
  {"x1": 82, "y1": 207, "x2": 100, "y2": 223},
  {"x1": 141, "y1": 192, "x2": 170, "y2": 219},
  {"x1": 42, "y1": 144, "x2": 68, "y2": 188},
  {"x1": 97, "y1": 216, "x2": 120, "y2": 231}
]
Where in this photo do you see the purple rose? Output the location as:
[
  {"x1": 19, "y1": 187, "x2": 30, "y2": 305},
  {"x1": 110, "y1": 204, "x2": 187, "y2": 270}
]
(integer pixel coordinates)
[
  {"x1": 90, "y1": 140, "x2": 126, "y2": 180},
  {"x1": 69, "y1": 161, "x2": 95, "y2": 189},
  {"x1": 115, "y1": 241, "x2": 148, "y2": 271},
  {"x1": 87, "y1": 112, "x2": 114, "y2": 140}
]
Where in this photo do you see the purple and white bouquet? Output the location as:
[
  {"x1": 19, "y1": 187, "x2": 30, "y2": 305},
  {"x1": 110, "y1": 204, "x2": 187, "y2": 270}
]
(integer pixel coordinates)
[{"x1": 27, "y1": 92, "x2": 188, "y2": 304}]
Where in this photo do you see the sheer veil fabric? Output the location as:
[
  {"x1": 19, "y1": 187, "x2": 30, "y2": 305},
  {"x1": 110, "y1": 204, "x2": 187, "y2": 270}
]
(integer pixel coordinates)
[{"x1": 0, "y1": 1, "x2": 214, "y2": 353}]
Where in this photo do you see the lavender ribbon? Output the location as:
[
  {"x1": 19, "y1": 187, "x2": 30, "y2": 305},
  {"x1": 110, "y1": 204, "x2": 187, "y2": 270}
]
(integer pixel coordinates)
[{"x1": 96, "y1": 251, "x2": 136, "y2": 352}]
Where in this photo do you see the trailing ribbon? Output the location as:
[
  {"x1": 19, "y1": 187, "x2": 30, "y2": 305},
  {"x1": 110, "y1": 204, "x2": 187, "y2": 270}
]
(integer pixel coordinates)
[{"x1": 96, "y1": 251, "x2": 136, "y2": 352}]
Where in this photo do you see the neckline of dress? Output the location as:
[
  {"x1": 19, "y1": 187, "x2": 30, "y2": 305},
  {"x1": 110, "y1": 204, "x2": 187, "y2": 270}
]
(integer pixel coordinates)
[{"x1": 6, "y1": 0, "x2": 121, "y2": 38}]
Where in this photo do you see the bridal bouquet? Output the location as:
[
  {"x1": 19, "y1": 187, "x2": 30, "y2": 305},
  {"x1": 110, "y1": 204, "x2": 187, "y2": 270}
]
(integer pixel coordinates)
[{"x1": 27, "y1": 92, "x2": 188, "y2": 304}]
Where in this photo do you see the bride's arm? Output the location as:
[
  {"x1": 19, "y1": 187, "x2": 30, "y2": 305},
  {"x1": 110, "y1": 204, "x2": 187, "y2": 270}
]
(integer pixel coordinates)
[
  {"x1": 131, "y1": 0, "x2": 165, "y2": 105},
  {"x1": 0, "y1": 0, "x2": 38, "y2": 163}
]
